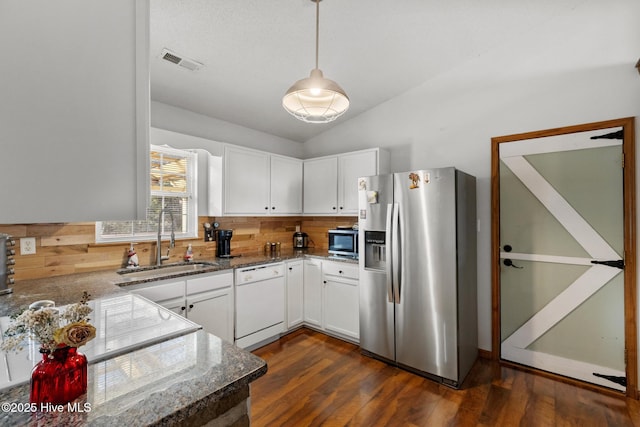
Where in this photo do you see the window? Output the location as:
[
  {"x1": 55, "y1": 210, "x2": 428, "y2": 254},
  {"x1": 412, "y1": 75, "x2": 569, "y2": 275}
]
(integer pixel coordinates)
[{"x1": 96, "y1": 145, "x2": 198, "y2": 243}]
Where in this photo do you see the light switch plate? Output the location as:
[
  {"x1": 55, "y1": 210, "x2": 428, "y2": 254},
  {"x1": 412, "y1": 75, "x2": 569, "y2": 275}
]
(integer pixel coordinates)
[{"x1": 20, "y1": 237, "x2": 36, "y2": 255}]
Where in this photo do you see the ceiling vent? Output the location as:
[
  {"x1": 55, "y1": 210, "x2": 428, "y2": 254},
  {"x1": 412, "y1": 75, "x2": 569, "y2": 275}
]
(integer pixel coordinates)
[{"x1": 160, "y1": 48, "x2": 203, "y2": 71}]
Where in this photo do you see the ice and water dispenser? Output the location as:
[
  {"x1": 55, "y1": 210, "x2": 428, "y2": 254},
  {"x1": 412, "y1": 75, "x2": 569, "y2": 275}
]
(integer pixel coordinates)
[{"x1": 364, "y1": 230, "x2": 386, "y2": 271}]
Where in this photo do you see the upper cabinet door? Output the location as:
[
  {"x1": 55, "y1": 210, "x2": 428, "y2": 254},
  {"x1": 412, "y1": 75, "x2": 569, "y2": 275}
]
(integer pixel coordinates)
[
  {"x1": 0, "y1": 1, "x2": 150, "y2": 223},
  {"x1": 224, "y1": 146, "x2": 270, "y2": 214},
  {"x1": 270, "y1": 155, "x2": 303, "y2": 214},
  {"x1": 338, "y1": 150, "x2": 379, "y2": 214},
  {"x1": 303, "y1": 157, "x2": 339, "y2": 214},
  {"x1": 304, "y1": 149, "x2": 388, "y2": 215}
]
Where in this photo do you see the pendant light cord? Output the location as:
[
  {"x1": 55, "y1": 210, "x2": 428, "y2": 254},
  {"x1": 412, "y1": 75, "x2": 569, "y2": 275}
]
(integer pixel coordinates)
[
  {"x1": 282, "y1": 0, "x2": 349, "y2": 122},
  {"x1": 315, "y1": 0, "x2": 320, "y2": 70}
]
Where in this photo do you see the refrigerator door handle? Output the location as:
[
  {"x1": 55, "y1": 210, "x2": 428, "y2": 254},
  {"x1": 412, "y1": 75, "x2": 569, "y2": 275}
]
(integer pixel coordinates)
[
  {"x1": 385, "y1": 203, "x2": 394, "y2": 303},
  {"x1": 391, "y1": 202, "x2": 401, "y2": 304}
]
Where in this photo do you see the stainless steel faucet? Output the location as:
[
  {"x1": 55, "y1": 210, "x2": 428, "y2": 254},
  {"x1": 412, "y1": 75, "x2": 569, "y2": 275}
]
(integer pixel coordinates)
[{"x1": 156, "y1": 208, "x2": 176, "y2": 265}]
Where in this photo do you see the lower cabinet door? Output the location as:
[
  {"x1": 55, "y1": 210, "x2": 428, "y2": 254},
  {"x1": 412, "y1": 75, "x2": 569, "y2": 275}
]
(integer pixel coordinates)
[
  {"x1": 286, "y1": 261, "x2": 304, "y2": 329},
  {"x1": 323, "y1": 277, "x2": 359, "y2": 340},
  {"x1": 303, "y1": 260, "x2": 322, "y2": 327},
  {"x1": 187, "y1": 288, "x2": 234, "y2": 342},
  {"x1": 156, "y1": 297, "x2": 186, "y2": 317}
]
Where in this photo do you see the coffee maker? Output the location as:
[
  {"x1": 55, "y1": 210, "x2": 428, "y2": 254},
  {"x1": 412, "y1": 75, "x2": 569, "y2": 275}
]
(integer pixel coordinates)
[
  {"x1": 293, "y1": 231, "x2": 309, "y2": 249},
  {"x1": 216, "y1": 229, "x2": 233, "y2": 258}
]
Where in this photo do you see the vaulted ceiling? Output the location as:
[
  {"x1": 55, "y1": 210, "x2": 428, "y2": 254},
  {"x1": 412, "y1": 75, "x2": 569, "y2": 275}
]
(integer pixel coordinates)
[{"x1": 150, "y1": 0, "x2": 638, "y2": 143}]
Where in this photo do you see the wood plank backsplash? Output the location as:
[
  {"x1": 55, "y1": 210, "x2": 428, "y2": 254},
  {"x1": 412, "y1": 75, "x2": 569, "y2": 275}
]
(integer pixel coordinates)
[{"x1": 0, "y1": 216, "x2": 357, "y2": 281}]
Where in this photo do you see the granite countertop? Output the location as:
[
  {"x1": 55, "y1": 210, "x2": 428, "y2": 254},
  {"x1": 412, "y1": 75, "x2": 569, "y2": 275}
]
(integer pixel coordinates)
[
  {"x1": 0, "y1": 330, "x2": 266, "y2": 426},
  {"x1": 0, "y1": 249, "x2": 356, "y2": 426},
  {"x1": 0, "y1": 249, "x2": 357, "y2": 317}
]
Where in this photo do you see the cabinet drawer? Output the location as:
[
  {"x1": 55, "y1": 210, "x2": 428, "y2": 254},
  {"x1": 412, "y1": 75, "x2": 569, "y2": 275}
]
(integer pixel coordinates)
[
  {"x1": 187, "y1": 271, "x2": 233, "y2": 295},
  {"x1": 128, "y1": 279, "x2": 185, "y2": 302},
  {"x1": 323, "y1": 262, "x2": 359, "y2": 279}
]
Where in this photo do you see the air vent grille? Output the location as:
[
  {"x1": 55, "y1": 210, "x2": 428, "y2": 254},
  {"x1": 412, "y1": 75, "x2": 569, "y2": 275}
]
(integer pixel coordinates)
[
  {"x1": 160, "y1": 48, "x2": 203, "y2": 71},
  {"x1": 162, "y1": 51, "x2": 182, "y2": 65}
]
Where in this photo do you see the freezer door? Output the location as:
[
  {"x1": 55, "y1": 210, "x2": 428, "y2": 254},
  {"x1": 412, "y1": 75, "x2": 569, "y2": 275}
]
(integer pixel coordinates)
[
  {"x1": 358, "y1": 174, "x2": 395, "y2": 362},
  {"x1": 394, "y1": 168, "x2": 459, "y2": 381}
]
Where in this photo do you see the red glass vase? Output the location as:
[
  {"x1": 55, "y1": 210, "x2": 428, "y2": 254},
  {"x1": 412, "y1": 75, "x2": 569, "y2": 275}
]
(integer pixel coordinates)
[{"x1": 30, "y1": 346, "x2": 88, "y2": 405}]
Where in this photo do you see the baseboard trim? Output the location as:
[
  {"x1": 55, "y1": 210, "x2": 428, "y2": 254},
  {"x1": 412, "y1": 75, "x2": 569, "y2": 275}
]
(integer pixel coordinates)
[{"x1": 478, "y1": 349, "x2": 492, "y2": 360}]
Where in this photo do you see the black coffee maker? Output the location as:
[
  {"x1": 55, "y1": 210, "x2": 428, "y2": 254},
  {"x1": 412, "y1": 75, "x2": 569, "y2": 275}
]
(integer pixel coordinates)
[{"x1": 216, "y1": 229, "x2": 233, "y2": 258}]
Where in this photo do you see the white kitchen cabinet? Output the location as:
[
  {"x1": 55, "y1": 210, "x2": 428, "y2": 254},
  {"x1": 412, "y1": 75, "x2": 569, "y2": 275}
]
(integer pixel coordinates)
[
  {"x1": 128, "y1": 279, "x2": 185, "y2": 303},
  {"x1": 186, "y1": 272, "x2": 234, "y2": 342},
  {"x1": 0, "y1": 1, "x2": 150, "y2": 223},
  {"x1": 191, "y1": 149, "x2": 223, "y2": 217},
  {"x1": 338, "y1": 150, "x2": 380, "y2": 214},
  {"x1": 158, "y1": 297, "x2": 187, "y2": 316},
  {"x1": 224, "y1": 145, "x2": 302, "y2": 215},
  {"x1": 271, "y1": 155, "x2": 303, "y2": 214},
  {"x1": 322, "y1": 261, "x2": 359, "y2": 341},
  {"x1": 303, "y1": 157, "x2": 339, "y2": 214},
  {"x1": 303, "y1": 258, "x2": 323, "y2": 327},
  {"x1": 286, "y1": 259, "x2": 304, "y2": 329},
  {"x1": 224, "y1": 146, "x2": 271, "y2": 214},
  {"x1": 186, "y1": 288, "x2": 234, "y2": 343},
  {"x1": 301, "y1": 258, "x2": 359, "y2": 342},
  {"x1": 303, "y1": 148, "x2": 389, "y2": 215},
  {"x1": 127, "y1": 270, "x2": 234, "y2": 343}
]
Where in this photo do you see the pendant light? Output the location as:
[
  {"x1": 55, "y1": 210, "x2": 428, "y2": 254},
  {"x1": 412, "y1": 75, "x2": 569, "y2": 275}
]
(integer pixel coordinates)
[{"x1": 282, "y1": 0, "x2": 349, "y2": 123}]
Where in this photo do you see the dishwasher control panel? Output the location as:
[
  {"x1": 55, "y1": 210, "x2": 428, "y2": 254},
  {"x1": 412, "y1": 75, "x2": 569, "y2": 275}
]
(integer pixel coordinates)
[{"x1": 235, "y1": 262, "x2": 284, "y2": 284}]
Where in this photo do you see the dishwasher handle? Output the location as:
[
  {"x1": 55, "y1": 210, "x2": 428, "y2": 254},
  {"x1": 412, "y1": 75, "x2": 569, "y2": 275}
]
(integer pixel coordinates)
[
  {"x1": 236, "y1": 263, "x2": 284, "y2": 284},
  {"x1": 238, "y1": 265, "x2": 268, "y2": 273}
]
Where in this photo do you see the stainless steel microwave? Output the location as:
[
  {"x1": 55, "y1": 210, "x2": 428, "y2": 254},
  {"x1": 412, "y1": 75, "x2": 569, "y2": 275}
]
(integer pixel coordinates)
[{"x1": 328, "y1": 229, "x2": 359, "y2": 258}]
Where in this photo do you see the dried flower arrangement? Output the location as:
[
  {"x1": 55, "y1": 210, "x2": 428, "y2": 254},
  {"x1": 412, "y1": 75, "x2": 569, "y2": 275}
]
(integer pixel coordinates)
[{"x1": 1, "y1": 291, "x2": 96, "y2": 356}]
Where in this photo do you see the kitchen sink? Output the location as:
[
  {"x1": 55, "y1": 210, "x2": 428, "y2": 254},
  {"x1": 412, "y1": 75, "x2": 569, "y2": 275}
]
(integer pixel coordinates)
[{"x1": 117, "y1": 262, "x2": 219, "y2": 282}]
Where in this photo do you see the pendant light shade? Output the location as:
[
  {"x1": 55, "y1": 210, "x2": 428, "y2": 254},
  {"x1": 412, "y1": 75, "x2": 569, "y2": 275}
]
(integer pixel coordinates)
[
  {"x1": 283, "y1": 0, "x2": 349, "y2": 123},
  {"x1": 283, "y1": 69, "x2": 349, "y2": 123}
]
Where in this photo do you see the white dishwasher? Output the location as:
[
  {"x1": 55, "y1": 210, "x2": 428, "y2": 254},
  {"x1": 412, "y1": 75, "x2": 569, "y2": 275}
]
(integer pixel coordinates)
[{"x1": 235, "y1": 262, "x2": 285, "y2": 350}]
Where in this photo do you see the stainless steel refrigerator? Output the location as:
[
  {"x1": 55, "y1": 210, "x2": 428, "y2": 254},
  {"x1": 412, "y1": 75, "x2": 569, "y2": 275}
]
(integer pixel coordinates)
[{"x1": 358, "y1": 167, "x2": 477, "y2": 388}]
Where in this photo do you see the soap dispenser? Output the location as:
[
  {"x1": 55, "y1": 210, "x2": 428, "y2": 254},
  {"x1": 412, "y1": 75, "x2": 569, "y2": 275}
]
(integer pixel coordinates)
[
  {"x1": 126, "y1": 243, "x2": 139, "y2": 268},
  {"x1": 184, "y1": 244, "x2": 194, "y2": 262}
]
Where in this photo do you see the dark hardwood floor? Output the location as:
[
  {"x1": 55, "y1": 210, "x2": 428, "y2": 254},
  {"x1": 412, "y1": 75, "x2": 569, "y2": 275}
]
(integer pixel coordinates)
[{"x1": 250, "y1": 328, "x2": 640, "y2": 426}]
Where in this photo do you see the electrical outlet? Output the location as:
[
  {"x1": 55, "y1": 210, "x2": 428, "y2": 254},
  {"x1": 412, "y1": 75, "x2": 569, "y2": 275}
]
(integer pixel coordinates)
[{"x1": 20, "y1": 237, "x2": 36, "y2": 255}]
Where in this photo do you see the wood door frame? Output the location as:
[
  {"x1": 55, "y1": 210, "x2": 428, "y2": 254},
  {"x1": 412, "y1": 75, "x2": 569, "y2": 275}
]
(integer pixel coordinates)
[{"x1": 491, "y1": 117, "x2": 637, "y2": 398}]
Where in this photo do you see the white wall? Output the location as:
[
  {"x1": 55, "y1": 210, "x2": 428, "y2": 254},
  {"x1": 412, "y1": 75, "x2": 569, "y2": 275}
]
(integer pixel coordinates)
[
  {"x1": 303, "y1": 64, "x2": 640, "y2": 352},
  {"x1": 0, "y1": 1, "x2": 149, "y2": 223},
  {"x1": 151, "y1": 101, "x2": 303, "y2": 158}
]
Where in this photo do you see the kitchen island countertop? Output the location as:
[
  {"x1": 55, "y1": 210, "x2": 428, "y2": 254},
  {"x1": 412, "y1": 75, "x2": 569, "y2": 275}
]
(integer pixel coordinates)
[{"x1": 0, "y1": 329, "x2": 266, "y2": 426}]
